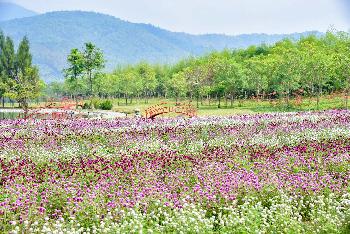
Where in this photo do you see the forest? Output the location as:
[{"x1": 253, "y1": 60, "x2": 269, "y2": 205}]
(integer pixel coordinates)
[{"x1": 46, "y1": 31, "x2": 350, "y2": 110}]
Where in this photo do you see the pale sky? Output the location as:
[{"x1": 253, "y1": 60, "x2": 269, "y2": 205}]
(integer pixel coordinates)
[{"x1": 7, "y1": 0, "x2": 350, "y2": 35}]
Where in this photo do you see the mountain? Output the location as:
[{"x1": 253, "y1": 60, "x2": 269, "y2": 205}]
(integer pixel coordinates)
[
  {"x1": 0, "y1": 2, "x2": 37, "y2": 21},
  {"x1": 0, "y1": 11, "x2": 321, "y2": 82}
]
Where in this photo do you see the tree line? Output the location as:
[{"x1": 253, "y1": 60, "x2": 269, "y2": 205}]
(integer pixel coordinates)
[
  {"x1": 0, "y1": 31, "x2": 42, "y2": 115},
  {"x1": 51, "y1": 31, "x2": 350, "y2": 109}
]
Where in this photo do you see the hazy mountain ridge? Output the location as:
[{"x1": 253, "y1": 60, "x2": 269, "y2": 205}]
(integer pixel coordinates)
[
  {"x1": 0, "y1": 2, "x2": 37, "y2": 21},
  {"x1": 0, "y1": 10, "x2": 321, "y2": 82}
]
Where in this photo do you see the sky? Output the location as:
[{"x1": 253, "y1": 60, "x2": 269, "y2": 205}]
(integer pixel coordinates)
[{"x1": 6, "y1": 0, "x2": 350, "y2": 35}]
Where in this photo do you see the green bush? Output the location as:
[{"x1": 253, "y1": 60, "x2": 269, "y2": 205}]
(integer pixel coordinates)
[
  {"x1": 82, "y1": 102, "x2": 91, "y2": 109},
  {"x1": 91, "y1": 98, "x2": 101, "y2": 109},
  {"x1": 82, "y1": 99, "x2": 113, "y2": 110},
  {"x1": 99, "y1": 100, "x2": 113, "y2": 110}
]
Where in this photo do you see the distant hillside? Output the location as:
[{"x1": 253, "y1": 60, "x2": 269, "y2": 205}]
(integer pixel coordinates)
[
  {"x1": 0, "y1": 2, "x2": 37, "y2": 21},
  {"x1": 0, "y1": 11, "x2": 321, "y2": 82}
]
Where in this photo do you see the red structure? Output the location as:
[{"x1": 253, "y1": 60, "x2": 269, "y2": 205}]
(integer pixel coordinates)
[
  {"x1": 145, "y1": 102, "x2": 197, "y2": 119},
  {"x1": 23, "y1": 97, "x2": 83, "y2": 120},
  {"x1": 44, "y1": 97, "x2": 83, "y2": 110}
]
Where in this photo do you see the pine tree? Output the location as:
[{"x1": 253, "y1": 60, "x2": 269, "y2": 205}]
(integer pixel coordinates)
[
  {"x1": 1, "y1": 35, "x2": 42, "y2": 117},
  {"x1": 16, "y1": 36, "x2": 32, "y2": 76},
  {"x1": 1, "y1": 36, "x2": 15, "y2": 80}
]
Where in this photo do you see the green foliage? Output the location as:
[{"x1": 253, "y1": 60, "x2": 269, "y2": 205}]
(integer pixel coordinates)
[
  {"x1": 0, "y1": 32, "x2": 43, "y2": 114},
  {"x1": 98, "y1": 99, "x2": 113, "y2": 110},
  {"x1": 63, "y1": 43, "x2": 105, "y2": 97},
  {"x1": 82, "y1": 101, "x2": 91, "y2": 110},
  {"x1": 63, "y1": 48, "x2": 84, "y2": 97},
  {"x1": 50, "y1": 30, "x2": 350, "y2": 111},
  {"x1": 82, "y1": 98, "x2": 113, "y2": 110},
  {"x1": 83, "y1": 42, "x2": 105, "y2": 95}
]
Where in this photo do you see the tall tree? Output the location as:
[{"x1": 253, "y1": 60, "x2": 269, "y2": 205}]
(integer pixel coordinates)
[
  {"x1": 0, "y1": 31, "x2": 5, "y2": 107},
  {"x1": 0, "y1": 36, "x2": 15, "y2": 80},
  {"x1": 299, "y1": 36, "x2": 330, "y2": 109},
  {"x1": 0, "y1": 36, "x2": 16, "y2": 107},
  {"x1": 329, "y1": 33, "x2": 350, "y2": 108},
  {"x1": 215, "y1": 58, "x2": 246, "y2": 107},
  {"x1": 136, "y1": 62, "x2": 157, "y2": 103},
  {"x1": 270, "y1": 39, "x2": 301, "y2": 107},
  {"x1": 83, "y1": 42, "x2": 105, "y2": 96},
  {"x1": 3, "y1": 36, "x2": 42, "y2": 116},
  {"x1": 245, "y1": 55, "x2": 269, "y2": 100},
  {"x1": 64, "y1": 48, "x2": 85, "y2": 101},
  {"x1": 170, "y1": 71, "x2": 188, "y2": 103}
]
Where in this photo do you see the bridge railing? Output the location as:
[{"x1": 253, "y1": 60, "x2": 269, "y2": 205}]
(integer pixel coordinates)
[
  {"x1": 145, "y1": 102, "x2": 197, "y2": 119},
  {"x1": 22, "y1": 97, "x2": 84, "y2": 120}
]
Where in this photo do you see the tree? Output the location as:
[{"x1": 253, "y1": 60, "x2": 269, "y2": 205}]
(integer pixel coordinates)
[
  {"x1": 115, "y1": 66, "x2": 140, "y2": 105},
  {"x1": 270, "y1": 40, "x2": 301, "y2": 107},
  {"x1": 299, "y1": 36, "x2": 331, "y2": 109},
  {"x1": 0, "y1": 31, "x2": 5, "y2": 107},
  {"x1": 83, "y1": 42, "x2": 105, "y2": 95},
  {"x1": 46, "y1": 81, "x2": 66, "y2": 98},
  {"x1": 0, "y1": 36, "x2": 15, "y2": 108},
  {"x1": 184, "y1": 65, "x2": 207, "y2": 108},
  {"x1": 214, "y1": 58, "x2": 246, "y2": 107},
  {"x1": 0, "y1": 36, "x2": 15, "y2": 81},
  {"x1": 244, "y1": 55, "x2": 269, "y2": 100},
  {"x1": 328, "y1": 32, "x2": 350, "y2": 108},
  {"x1": 136, "y1": 62, "x2": 157, "y2": 103},
  {"x1": 51, "y1": 31, "x2": 350, "y2": 109},
  {"x1": 154, "y1": 64, "x2": 171, "y2": 98},
  {"x1": 64, "y1": 48, "x2": 85, "y2": 101},
  {"x1": 1, "y1": 36, "x2": 42, "y2": 117},
  {"x1": 5, "y1": 67, "x2": 42, "y2": 116},
  {"x1": 170, "y1": 71, "x2": 188, "y2": 102}
]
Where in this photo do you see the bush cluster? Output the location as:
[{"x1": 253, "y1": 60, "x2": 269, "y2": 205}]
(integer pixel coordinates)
[{"x1": 83, "y1": 99, "x2": 113, "y2": 110}]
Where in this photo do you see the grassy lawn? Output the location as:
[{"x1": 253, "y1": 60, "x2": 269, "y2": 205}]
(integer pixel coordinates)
[
  {"x1": 0, "y1": 94, "x2": 347, "y2": 117},
  {"x1": 108, "y1": 94, "x2": 347, "y2": 116}
]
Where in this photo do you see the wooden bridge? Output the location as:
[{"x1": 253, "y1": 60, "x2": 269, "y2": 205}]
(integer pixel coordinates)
[
  {"x1": 145, "y1": 102, "x2": 197, "y2": 119},
  {"x1": 23, "y1": 97, "x2": 84, "y2": 120},
  {"x1": 43, "y1": 97, "x2": 84, "y2": 110}
]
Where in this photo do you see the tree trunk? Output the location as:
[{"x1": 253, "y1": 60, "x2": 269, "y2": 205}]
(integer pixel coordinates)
[
  {"x1": 89, "y1": 71, "x2": 93, "y2": 96},
  {"x1": 345, "y1": 85, "x2": 349, "y2": 109},
  {"x1": 286, "y1": 86, "x2": 290, "y2": 108},
  {"x1": 230, "y1": 93, "x2": 234, "y2": 107},
  {"x1": 20, "y1": 99, "x2": 29, "y2": 119},
  {"x1": 218, "y1": 95, "x2": 221, "y2": 109}
]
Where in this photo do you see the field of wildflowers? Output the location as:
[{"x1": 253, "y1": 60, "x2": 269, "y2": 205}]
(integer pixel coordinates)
[{"x1": 1, "y1": 110, "x2": 350, "y2": 233}]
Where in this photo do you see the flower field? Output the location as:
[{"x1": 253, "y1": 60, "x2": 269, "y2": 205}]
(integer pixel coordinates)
[{"x1": 1, "y1": 110, "x2": 350, "y2": 233}]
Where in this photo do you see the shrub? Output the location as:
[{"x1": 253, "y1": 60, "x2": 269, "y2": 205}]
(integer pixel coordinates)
[
  {"x1": 99, "y1": 100, "x2": 113, "y2": 110},
  {"x1": 91, "y1": 98, "x2": 101, "y2": 109},
  {"x1": 82, "y1": 102, "x2": 92, "y2": 109}
]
